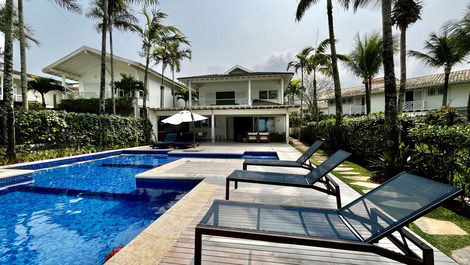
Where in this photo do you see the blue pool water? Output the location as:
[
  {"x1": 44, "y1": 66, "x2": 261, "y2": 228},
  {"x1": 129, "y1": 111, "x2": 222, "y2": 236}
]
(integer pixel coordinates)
[{"x1": 0, "y1": 151, "x2": 278, "y2": 265}]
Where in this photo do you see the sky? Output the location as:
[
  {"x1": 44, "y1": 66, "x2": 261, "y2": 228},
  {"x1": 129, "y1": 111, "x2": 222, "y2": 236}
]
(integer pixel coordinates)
[{"x1": 2, "y1": 0, "x2": 470, "y2": 87}]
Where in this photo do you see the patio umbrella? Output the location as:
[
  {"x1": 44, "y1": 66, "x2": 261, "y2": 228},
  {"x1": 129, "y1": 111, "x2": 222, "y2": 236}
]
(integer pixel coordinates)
[{"x1": 161, "y1": 110, "x2": 208, "y2": 147}]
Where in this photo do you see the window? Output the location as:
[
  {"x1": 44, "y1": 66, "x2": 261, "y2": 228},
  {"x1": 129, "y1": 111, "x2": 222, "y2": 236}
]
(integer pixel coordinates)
[
  {"x1": 259, "y1": 90, "x2": 278, "y2": 100},
  {"x1": 427, "y1": 87, "x2": 444, "y2": 96},
  {"x1": 216, "y1": 91, "x2": 235, "y2": 105},
  {"x1": 254, "y1": 117, "x2": 275, "y2": 132},
  {"x1": 342, "y1": 98, "x2": 352, "y2": 104}
]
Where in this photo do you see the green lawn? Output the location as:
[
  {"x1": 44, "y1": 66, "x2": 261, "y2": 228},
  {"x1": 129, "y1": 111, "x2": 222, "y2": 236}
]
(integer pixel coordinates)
[{"x1": 290, "y1": 138, "x2": 470, "y2": 257}]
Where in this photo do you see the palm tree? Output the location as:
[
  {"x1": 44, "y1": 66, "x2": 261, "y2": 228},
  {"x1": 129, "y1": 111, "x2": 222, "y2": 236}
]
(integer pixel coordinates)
[
  {"x1": 345, "y1": 33, "x2": 383, "y2": 114},
  {"x1": 287, "y1": 47, "x2": 313, "y2": 119},
  {"x1": 409, "y1": 31, "x2": 470, "y2": 106},
  {"x1": 175, "y1": 87, "x2": 198, "y2": 108},
  {"x1": 18, "y1": 0, "x2": 27, "y2": 110},
  {"x1": 446, "y1": 5, "x2": 470, "y2": 119},
  {"x1": 113, "y1": 73, "x2": 144, "y2": 99},
  {"x1": 50, "y1": 0, "x2": 81, "y2": 12},
  {"x1": 168, "y1": 38, "x2": 191, "y2": 107},
  {"x1": 27, "y1": 77, "x2": 65, "y2": 108},
  {"x1": 392, "y1": 0, "x2": 422, "y2": 113},
  {"x1": 296, "y1": 0, "x2": 348, "y2": 124},
  {"x1": 87, "y1": 0, "x2": 136, "y2": 114},
  {"x1": 132, "y1": 8, "x2": 178, "y2": 118},
  {"x1": 285, "y1": 79, "x2": 302, "y2": 105}
]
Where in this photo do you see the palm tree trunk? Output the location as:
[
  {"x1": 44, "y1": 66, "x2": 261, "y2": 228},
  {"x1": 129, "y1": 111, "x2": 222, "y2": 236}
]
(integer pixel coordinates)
[
  {"x1": 326, "y1": 0, "x2": 343, "y2": 124},
  {"x1": 142, "y1": 45, "x2": 150, "y2": 119},
  {"x1": 443, "y1": 68, "x2": 450, "y2": 106},
  {"x1": 161, "y1": 64, "x2": 165, "y2": 108},
  {"x1": 172, "y1": 67, "x2": 176, "y2": 107},
  {"x1": 364, "y1": 79, "x2": 371, "y2": 115},
  {"x1": 382, "y1": 0, "x2": 400, "y2": 177},
  {"x1": 467, "y1": 90, "x2": 470, "y2": 120},
  {"x1": 313, "y1": 70, "x2": 318, "y2": 120},
  {"x1": 397, "y1": 27, "x2": 407, "y2": 114},
  {"x1": 3, "y1": 0, "x2": 16, "y2": 162},
  {"x1": 109, "y1": 22, "x2": 116, "y2": 115},
  {"x1": 99, "y1": 0, "x2": 108, "y2": 116},
  {"x1": 368, "y1": 78, "x2": 372, "y2": 114},
  {"x1": 18, "y1": 0, "x2": 28, "y2": 111},
  {"x1": 41, "y1": 93, "x2": 46, "y2": 109},
  {"x1": 300, "y1": 67, "x2": 304, "y2": 119}
]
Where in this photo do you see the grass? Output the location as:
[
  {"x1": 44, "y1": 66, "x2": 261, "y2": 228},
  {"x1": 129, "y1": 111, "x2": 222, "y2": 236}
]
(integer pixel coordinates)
[{"x1": 290, "y1": 138, "x2": 470, "y2": 258}]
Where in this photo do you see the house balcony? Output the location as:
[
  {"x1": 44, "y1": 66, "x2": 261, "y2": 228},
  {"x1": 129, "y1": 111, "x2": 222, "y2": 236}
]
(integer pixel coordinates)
[
  {"x1": 193, "y1": 98, "x2": 250, "y2": 106},
  {"x1": 0, "y1": 93, "x2": 23, "y2": 102},
  {"x1": 403, "y1": 100, "x2": 427, "y2": 112}
]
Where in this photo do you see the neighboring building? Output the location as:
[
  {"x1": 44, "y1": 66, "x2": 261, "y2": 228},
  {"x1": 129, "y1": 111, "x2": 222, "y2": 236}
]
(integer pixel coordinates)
[
  {"x1": 42, "y1": 46, "x2": 186, "y2": 115},
  {"x1": 320, "y1": 69, "x2": 470, "y2": 116},
  {"x1": 151, "y1": 65, "x2": 299, "y2": 143}
]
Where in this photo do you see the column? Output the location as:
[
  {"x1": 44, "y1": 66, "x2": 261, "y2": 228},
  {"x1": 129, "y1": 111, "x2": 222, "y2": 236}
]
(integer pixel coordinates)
[
  {"x1": 189, "y1": 81, "x2": 192, "y2": 108},
  {"x1": 211, "y1": 111, "x2": 215, "y2": 143},
  {"x1": 285, "y1": 109, "x2": 290, "y2": 144},
  {"x1": 134, "y1": 69, "x2": 139, "y2": 117},
  {"x1": 155, "y1": 115, "x2": 159, "y2": 142},
  {"x1": 248, "y1": 79, "x2": 252, "y2": 106},
  {"x1": 61, "y1": 75, "x2": 67, "y2": 99},
  {"x1": 280, "y1": 78, "x2": 284, "y2": 104}
]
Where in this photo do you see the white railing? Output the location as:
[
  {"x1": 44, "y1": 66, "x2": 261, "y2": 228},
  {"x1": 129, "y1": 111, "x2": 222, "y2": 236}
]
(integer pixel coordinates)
[
  {"x1": 194, "y1": 98, "x2": 249, "y2": 106},
  {"x1": 350, "y1": 105, "x2": 365, "y2": 115},
  {"x1": 403, "y1": 100, "x2": 426, "y2": 112},
  {"x1": 65, "y1": 91, "x2": 113, "y2": 99},
  {"x1": 0, "y1": 94, "x2": 23, "y2": 102}
]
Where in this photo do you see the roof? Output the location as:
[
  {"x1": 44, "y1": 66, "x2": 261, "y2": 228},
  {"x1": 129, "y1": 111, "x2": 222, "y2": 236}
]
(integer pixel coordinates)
[
  {"x1": 319, "y1": 69, "x2": 470, "y2": 100},
  {"x1": 178, "y1": 65, "x2": 294, "y2": 82},
  {"x1": 42, "y1": 46, "x2": 186, "y2": 89}
]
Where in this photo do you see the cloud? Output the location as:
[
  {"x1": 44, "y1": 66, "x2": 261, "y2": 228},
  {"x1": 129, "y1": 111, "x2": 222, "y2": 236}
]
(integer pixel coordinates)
[
  {"x1": 252, "y1": 50, "x2": 296, "y2": 72},
  {"x1": 206, "y1": 64, "x2": 226, "y2": 74}
]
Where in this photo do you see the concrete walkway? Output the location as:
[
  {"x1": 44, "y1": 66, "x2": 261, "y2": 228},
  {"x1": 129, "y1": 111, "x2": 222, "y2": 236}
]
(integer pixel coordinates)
[{"x1": 107, "y1": 142, "x2": 457, "y2": 265}]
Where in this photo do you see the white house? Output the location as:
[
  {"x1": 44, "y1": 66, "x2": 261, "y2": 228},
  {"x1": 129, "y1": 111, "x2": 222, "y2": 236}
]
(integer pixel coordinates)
[
  {"x1": 150, "y1": 66, "x2": 299, "y2": 143},
  {"x1": 42, "y1": 46, "x2": 186, "y2": 115},
  {"x1": 320, "y1": 69, "x2": 470, "y2": 115}
]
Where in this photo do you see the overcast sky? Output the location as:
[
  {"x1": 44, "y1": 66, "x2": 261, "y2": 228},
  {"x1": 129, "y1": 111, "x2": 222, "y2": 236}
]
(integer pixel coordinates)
[{"x1": 2, "y1": 0, "x2": 470, "y2": 87}]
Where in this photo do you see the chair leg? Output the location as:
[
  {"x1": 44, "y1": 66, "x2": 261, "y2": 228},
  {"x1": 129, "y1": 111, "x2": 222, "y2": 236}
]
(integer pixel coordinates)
[
  {"x1": 335, "y1": 186, "x2": 342, "y2": 209},
  {"x1": 225, "y1": 179, "x2": 230, "y2": 200},
  {"x1": 194, "y1": 229, "x2": 202, "y2": 265}
]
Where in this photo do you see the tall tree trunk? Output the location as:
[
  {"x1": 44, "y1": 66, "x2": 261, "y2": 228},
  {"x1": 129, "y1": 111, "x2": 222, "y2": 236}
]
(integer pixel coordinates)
[
  {"x1": 368, "y1": 78, "x2": 372, "y2": 114},
  {"x1": 467, "y1": 90, "x2": 470, "y2": 120},
  {"x1": 442, "y1": 67, "x2": 450, "y2": 106},
  {"x1": 397, "y1": 27, "x2": 407, "y2": 114},
  {"x1": 41, "y1": 93, "x2": 46, "y2": 109},
  {"x1": 313, "y1": 70, "x2": 318, "y2": 120},
  {"x1": 3, "y1": 0, "x2": 16, "y2": 162},
  {"x1": 364, "y1": 79, "x2": 371, "y2": 114},
  {"x1": 142, "y1": 44, "x2": 150, "y2": 119},
  {"x1": 382, "y1": 0, "x2": 400, "y2": 177},
  {"x1": 109, "y1": 21, "x2": 116, "y2": 115},
  {"x1": 18, "y1": 0, "x2": 28, "y2": 111},
  {"x1": 99, "y1": 0, "x2": 108, "y2": 116},
  {"x1": 326, "y1": 0, "x2": 343, "y2": 124},
  {"x1": 300, "y1": 67, "x2": 304, "y2": 119},
  {"x1": 161, "y1": 64, "x2": 165, "y2": 108},
  {"x1": 172, "y1": 67, "x2": 176, "y2": 107}
]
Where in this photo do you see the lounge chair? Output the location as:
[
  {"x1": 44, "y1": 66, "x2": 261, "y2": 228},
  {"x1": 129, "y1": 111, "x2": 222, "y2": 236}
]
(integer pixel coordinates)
[
  {"x1": 151, "y1": 133, "x2": 177, "y2": 149},
  {"x1": 243, "y1": 140, "x2": 323, "y2": 171},
  {"x1": 195, "y1": 172, "x2": 462, "y2": 265},
  {"x1": 228, "y1": 149, "x2": 350, "y2": 208}
]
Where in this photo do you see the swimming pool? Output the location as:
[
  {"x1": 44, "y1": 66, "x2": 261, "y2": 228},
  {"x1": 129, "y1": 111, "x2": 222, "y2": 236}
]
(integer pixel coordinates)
[{"x1": 0, "y1": 151, "x2": 278, "y2": 265}]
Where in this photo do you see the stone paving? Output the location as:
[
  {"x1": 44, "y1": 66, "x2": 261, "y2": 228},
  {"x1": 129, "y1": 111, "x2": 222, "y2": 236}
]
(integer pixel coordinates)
[{"x1": 106, "y1": 142, "x2": 458, "y2": 265}]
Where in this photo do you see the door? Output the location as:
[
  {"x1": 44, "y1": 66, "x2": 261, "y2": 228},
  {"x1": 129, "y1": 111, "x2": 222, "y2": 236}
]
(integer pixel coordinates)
[
  {"x1": 405, "y1": 91, "x2": 414, "y2": 102},
  {"x1": 233, "y1": 117, "x2": 253, "y2": 142},
  {"x1": 216, "y1": 91, "x2": 235, "y2": 105}
]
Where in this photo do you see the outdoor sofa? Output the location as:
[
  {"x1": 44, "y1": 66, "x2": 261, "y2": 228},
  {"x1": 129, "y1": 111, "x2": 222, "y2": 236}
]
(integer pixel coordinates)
[
  {"x1": 151, "y1": 133, "x2": 177, "y2": 149},
  {"x1": 243, "y1": 140, "x2": 323, "y2": 171},
  {"x1": 195, "y1": 172, "x2": 462, "y2": 265},
  {"x1": 228, "y1": 149, "x2": 351, "y2": 208}
]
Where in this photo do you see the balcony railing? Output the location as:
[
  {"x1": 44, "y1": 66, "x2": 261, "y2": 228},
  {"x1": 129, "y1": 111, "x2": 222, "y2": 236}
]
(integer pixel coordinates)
[
  {"x1": 403, "y1": 100, "x2": 426, "y2": 112},
  {"x1": 193, "y1": 98, "x2": 249, "y2": 106},
  {"x1": 350, "y1": 105, "x2": 365, "y2": 115},
  {"x1": 0, "y1": 94, "x2": 23, "y2": 102},
  {"x1": 65, "y1": 91, "x2": 113, "y2": 99}
]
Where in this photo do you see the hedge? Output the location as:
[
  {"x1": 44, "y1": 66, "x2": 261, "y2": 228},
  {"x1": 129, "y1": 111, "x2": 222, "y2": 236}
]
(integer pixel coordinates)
[
  {"x1": 58, "y1": 98, "x2": 134, "y2": 116},
  {"x1": 0, "y1": 110, "x2": 152, "y2": 148},
  {"x1": 300, "y1": 110, "x2": 470, "y2": 199}
]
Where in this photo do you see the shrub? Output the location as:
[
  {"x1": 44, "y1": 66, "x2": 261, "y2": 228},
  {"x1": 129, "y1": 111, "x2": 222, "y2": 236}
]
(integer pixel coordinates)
[
  {"x1": 58, "y1": 98, "x2": 134, "y2": 116},
  {"x1": 1, "y1": 110, "x2": 152, "y2": 149}
]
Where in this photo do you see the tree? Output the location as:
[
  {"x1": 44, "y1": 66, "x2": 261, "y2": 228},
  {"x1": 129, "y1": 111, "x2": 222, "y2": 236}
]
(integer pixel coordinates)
[
  {"x1": 445, "y1": 5, "x2": 470, "y2": 119},
  {"x1": 3, "y1": 0, "x2": 15, "y2": 162},
  {"x1": 132, "y1": 8, "x2": 177, "y2": 118},
  {"x1": 175, "y1": 87, "x2": 198, "y2": 108},
  {"x1": 284, "y1": 79, "x2": 302, "y2": 105},
  {"x1": 287, "y1": 47, "x2": 313, "y2": 119},
  {"x1": 113, "y1": 73, "x2": 144, "y2": 98},
  {"x1": 392, "y1": 0, "x2": 422, "y2": 113},
  {"x1": 409, "y1": 30, "x2": 470, "y2": 106},
  {"x1": 168, "y1": 38, "x2": 191, "y2": 107},
  {"x1": 304, "y1": 75, "x2": 332, "y2": 118},
  {"x1": 87, "y1": 0, "x2": 136, "y2": 114},
  {"x1": 345, "y1": 33, "x2": 383, "y2": 114},
  {"x1": 296, "y1": 0, "x2": 348, "y2": 124},
  {"x1": 27, "y1": 76, "x2": 65, "y2": 108}
]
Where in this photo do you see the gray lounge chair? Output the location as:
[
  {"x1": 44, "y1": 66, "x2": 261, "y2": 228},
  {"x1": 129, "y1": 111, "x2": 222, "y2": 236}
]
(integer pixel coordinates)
[
  {"x1": 152, "y1": 133, "x2": 177, "y2": 149},
  {"x1": 195, "y1": 172, "x2": 462, "y2": 265},
  {"x1": 228, "y1": 150, "x2": 351, "y2": 208},
  {"x1": 243, "y1": 140, "x2": 323, "y2": 170}
]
